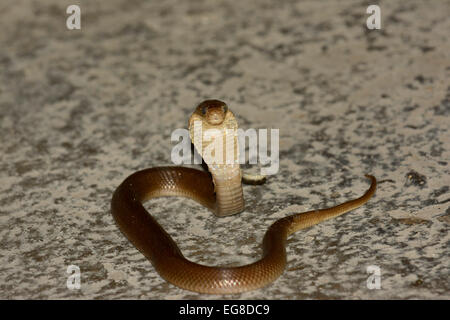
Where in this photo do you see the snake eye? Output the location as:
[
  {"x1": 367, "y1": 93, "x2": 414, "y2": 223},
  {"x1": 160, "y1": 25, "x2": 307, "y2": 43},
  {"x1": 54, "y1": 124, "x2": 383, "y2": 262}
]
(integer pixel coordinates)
[
  {"x1": 201, "y1": 105, "x2": 208, "y2": 115},
  {"x1": 222, "y1": 105, "x2": 228, "y2": 114}
]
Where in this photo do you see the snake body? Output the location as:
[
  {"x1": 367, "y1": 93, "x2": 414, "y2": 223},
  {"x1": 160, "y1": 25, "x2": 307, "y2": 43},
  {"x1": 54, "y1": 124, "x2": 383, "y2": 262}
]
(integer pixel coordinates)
[{"x1": 111, "y1": 100, "x2": 377, "y2": 294}]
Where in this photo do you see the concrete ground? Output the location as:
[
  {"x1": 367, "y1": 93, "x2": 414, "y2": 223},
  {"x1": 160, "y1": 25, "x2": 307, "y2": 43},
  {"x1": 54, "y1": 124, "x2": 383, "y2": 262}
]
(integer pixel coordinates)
[{"x1": 0, "y1": 0, "x2": 448, "y2": 299}]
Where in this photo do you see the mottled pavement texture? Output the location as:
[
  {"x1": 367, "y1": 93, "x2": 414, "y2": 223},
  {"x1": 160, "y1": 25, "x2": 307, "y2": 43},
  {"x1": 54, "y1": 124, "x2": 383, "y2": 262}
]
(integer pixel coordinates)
[{"x1": 0, "y1": 0, "x2": 449, "y2": 299}]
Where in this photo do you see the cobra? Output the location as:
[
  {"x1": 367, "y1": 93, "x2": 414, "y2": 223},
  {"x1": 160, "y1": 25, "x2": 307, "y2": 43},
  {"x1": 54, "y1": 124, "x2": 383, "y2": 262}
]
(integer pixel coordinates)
[{"x1": 111, "y1": 100, "x2": 376, "y2": 294}]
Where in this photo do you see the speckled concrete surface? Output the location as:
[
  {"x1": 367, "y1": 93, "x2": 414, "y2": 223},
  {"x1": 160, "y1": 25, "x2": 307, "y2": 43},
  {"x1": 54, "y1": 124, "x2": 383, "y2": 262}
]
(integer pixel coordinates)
[{"x1": 0, "y1": 0, "x2": 449, "y2": 299}]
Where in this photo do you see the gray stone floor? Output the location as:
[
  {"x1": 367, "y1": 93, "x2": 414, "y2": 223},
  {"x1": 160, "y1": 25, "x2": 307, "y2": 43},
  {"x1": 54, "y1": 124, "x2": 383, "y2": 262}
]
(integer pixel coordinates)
[{"x1": 0, "y1": 0, "x2": 449, "y2": 299}]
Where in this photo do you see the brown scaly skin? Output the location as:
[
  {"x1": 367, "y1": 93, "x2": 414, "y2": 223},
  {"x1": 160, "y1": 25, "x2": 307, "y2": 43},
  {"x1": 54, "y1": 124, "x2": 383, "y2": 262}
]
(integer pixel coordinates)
[{"x1": 111, "y1": 100, "x2": 377, "y2": 294}]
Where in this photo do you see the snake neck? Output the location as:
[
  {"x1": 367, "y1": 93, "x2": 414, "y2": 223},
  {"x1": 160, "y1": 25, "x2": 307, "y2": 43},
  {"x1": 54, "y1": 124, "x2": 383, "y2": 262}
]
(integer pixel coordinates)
[{"x1": 209, "y1": 164, "x2": 245, "y2": 216}]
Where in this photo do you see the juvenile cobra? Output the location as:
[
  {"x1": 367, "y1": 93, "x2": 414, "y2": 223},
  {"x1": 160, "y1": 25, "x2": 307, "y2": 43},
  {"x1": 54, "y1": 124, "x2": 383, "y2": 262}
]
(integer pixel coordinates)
[{"x1": 111, "y1": 100, "x2": 377, "y2": 294}]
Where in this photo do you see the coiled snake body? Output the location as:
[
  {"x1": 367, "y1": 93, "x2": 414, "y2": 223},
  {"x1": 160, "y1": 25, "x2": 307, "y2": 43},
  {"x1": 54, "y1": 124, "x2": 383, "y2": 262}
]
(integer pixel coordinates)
[{"x1": 111, "y1": 100, "x2": 376, "y2": 294}]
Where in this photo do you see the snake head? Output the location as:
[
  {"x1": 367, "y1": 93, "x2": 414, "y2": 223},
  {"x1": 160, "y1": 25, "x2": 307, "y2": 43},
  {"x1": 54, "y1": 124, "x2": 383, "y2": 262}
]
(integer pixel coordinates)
[
  {"x1": 197, "y1": 100, "x2": 228, "y2": 125},
  {"x1": 188, "y1": 99, "x2": 239, "y2": 170}
]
